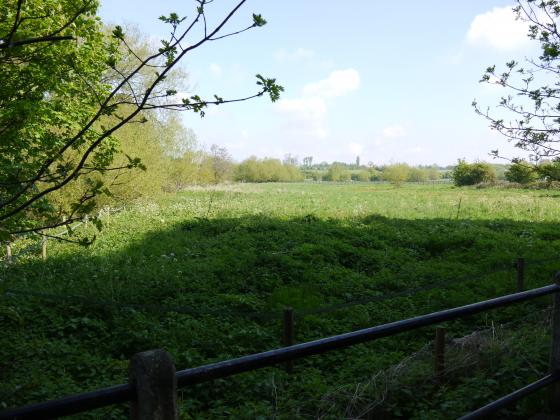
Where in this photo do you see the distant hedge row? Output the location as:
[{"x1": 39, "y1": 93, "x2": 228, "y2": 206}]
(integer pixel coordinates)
[
  {"x1": 452, "y1": 159, "x2": 560, "y2": 186},
  {"x1": 234, "y1": 157, "x2": 304, "y2": 182},
  {"x1": 304, "y1": 163, "x2": 442, "y2": 185}
]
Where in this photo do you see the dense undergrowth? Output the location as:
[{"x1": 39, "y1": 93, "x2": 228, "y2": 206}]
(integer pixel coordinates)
[{"x1": 1, "y1": 183, "x2": 560, "y2": 418}]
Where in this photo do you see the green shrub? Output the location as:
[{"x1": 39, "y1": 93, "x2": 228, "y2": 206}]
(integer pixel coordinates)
[
  {"x1": 309, "y1": 171, "x2": 324, "y2": 181},
  {"x1": 369, "y1": 169, "x2": 382, "y2": 181},
  {"x1": 234, "y1": 157, "x2": 303, "y2": 182},
  {"x1": 504, "y1": 161, "x2": 538, "y2": 184},
  {"x1": 324, "y1": 164, "x2": 351, "y2": 181},
  {"x1": 452, "y1": 160, "x2": 496, "y2": 186},
  {"x1": 407, "y1": 167, "x2": 428, "y2": 182},
  {"x1": 351, "y1": 171, "x2": 371, "y2": 182},
  {"x1": 537, "y1": 160, "x2": 560, "y2": 182},
  {"x1": 382, "y1": 163, "x2": 411, "y2": 186}
]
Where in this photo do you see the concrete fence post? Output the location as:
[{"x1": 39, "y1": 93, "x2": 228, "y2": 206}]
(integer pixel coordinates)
[
  {"x1": 129, "y1": 349, "x2": 177, "y2": 420},
  {"x1": 549, "y1": 272, "x2": 560, "y2": 414}
]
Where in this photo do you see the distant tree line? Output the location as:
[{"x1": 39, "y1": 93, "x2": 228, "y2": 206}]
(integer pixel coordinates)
[
  {"x1": 301, "y1": 161, "x2": 445, "y2": 185},
  {"x1": 451, "y1": 159, "x2": 560, "y2": 186},
  {"x1": 235, "y1": 157, "x2": 304, "y2": 183},
  {"x1": 66, "y1": 135, "x2": 560, "y2": 212},
  {"x1": 51, "y1": 125, "x2": 309, "y2": 210}
]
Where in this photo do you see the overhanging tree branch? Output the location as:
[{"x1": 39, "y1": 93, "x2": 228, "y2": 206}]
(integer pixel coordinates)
[{"x1": 0, "y1": 0, "x2": 283, "y2": 239}]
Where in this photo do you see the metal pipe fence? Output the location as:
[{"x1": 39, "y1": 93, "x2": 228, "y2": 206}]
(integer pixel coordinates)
[{"x1": 2, "y1": 281, "x2": 560, "y2": 419}]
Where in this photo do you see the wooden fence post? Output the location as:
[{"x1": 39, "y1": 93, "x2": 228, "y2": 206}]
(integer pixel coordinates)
[
  {"x1": 434, "y1": 327, "x2": 445, "y2": 385},
  {"x1": 41, "y1": 237, "x2": 47, "y2": 261},
  {"x1": 283, "y1": 308, "x2": 294, "y2": 373},
  {"x1": 516, "y1": 257, "x2": 525, "y2": 292},
  {"x1": 550, "y1": 273, "x2": 560, "y2": 415},
  {"x1": 129, "y1": 349, "x2": 177, "y2": 420},
  {"x1": 5, "y1": 241, "x2": 12, "y2": 263}
]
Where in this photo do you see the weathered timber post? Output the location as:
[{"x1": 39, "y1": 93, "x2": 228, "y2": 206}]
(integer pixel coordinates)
[
  {"x1": 283, "y1": 308, "x2": 295, "y2": 373},
  {"x1": 549, "y1": 272, "x2": 560, "y2": 415},
  {"x1": 41, "y1": 236, "x2": 47, "y2": 261},
  {"x1": 434, "y1": 327, "x2": 445, "y2": 385},
  {"x1": 5, "y1": 241, "x2": 12, "y2": 263},
  {"x1": 516, "y1": 257, "x2": 525, "y2": 292},
  {"x1": 129, "y1": 349, "x2": 177, "y2": 420}
]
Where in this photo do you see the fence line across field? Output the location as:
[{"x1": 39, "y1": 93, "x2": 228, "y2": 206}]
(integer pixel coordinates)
[
  {"x1": 4, "y1": 255, "x2": 558, "y2": 322},
  {"x1": 4, "y1": 206, "x2": 124, "y2": 263},
  {"x1": 312, "y1": 306, "x2": 553, "y2": 418},
  {"x1": 2, "y1": 280, "x2": 560, "y2": 419}
]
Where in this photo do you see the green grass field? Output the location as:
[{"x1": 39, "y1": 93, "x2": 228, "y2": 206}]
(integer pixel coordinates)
[{"x1": 2, "y1": 182, "x2": 560, "y2": 418}]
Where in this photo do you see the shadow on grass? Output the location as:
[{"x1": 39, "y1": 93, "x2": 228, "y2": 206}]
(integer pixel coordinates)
[{"x1": 2, "y1": 214, "x2": 560, "y2": 418}]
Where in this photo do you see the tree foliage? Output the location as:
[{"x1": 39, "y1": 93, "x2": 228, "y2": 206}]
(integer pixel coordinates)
[
  {"x1": 0, "y1": 0, "x2": 282, "y2": 241},
  {"x1": 234, "y1": 157, "x2": 303, "y2": 183},
  {"x1": 407, "y1": 167, "x2": 428, "y2": 183},
  {"x1": 504, "y1": 161, "x2": 538, "y2": 184},
  {"x1": 324, "y1": 164, "x2": 351, "y2": 182},
  {"x1": 351, "y1": 171, "x2": 370, "y2": 182},
  {"x1": 452, "y1": 160, "x2": 496, "y2": 186},
  {"x1": 0, "y1": 0, "x2": 114, "y2": 241},
  {"x1": 474, "y1": 0, "x2": 560, "y2": 163},
  {"x1": 537, "y1": 159, "x2": 560, "y2": 181},
  {"x1": 382, "y1": 163, "x2": 410, "y2": 186}
]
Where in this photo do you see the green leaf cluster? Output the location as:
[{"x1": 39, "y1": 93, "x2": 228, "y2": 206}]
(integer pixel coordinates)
[
  {"x1": 452, "y1": 160, "x2": 497, "y2": 186},
  {"x1": 0, "y1": 0, "x2": 117, "y2": 234}
]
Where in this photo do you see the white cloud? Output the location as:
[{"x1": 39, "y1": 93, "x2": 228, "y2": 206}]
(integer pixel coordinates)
[
  {"x1": 209, "y1": 63, "x2": 222, "y2": 77},
  {"x1": 303, "y1": 69, "x2": 360, "y2": 98},
  {"x1": 275, "y1": 69, "x2": 360, "y2": 140},
  {"x1": 382, "y1": 125, "x2": 406, "y2": 138},
  {"x1": 276, "y1": 97, "x2": 328, "y2": 139},
  {"x1": 467, "y1": 6, "x2": 530, "y2": 50},
  {"x1": 275, "y1": 47, "x2": 316, "y2": 62}
]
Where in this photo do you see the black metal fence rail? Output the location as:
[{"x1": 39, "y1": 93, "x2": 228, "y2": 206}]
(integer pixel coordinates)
[
  {"x1": 2, "y1": 282, "x2": 560, "y2": 419},
  {"x1": 459, "y1": 373, "x2": 560, "y2": 420}
]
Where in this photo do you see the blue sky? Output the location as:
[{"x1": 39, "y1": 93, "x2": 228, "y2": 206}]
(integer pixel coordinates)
[{"x1": 99, "y1": 1, "x2": 540, "y2": 165}]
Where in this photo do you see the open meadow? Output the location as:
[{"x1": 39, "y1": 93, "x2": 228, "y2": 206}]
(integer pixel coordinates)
[{"x1": 2, "y1": 182, "x2": 560, "y2": 418}]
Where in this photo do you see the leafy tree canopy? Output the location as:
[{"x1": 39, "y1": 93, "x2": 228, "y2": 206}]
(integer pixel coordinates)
[
  {"x1": 474, "y1": 0, "x2": 560, "y2": 164},
  {"x1": 382, "y1": 163, "x2": 410, "y2": 187},
  {"x1": 504, "y1": 161, "x2": 538, "y2": 184},
  {"x1": 0, "y1": 0, "x2": 282, "y2": 242},
  {"x1": 452, "y1": 160, "x2": 496, "y2": 186},
  {"x1": 537, "y1": 159, "x2": 560, "y2": 181}
]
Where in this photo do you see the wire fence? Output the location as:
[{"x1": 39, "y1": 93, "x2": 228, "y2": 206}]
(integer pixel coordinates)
[
  {"x1": 304, "y1": 179, "x2": 453, "y2": 185},
  {"x1": 311, "y1": 306, "x2": 553, "y2": 419},
  {"x1": 3, "y1": 255, "x2": 558, "y2": 322},
  {"x1": 3, "y1": 206, "x2": 124, "y2": 262},
  {"x1": 2, "y1": 284, "x2": 559, "y2": 419}
]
